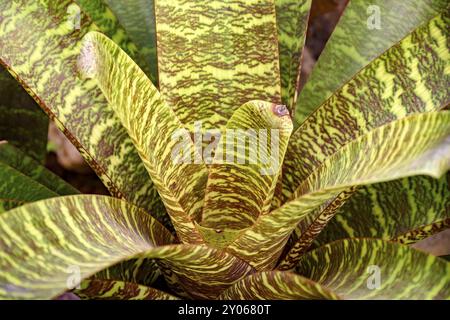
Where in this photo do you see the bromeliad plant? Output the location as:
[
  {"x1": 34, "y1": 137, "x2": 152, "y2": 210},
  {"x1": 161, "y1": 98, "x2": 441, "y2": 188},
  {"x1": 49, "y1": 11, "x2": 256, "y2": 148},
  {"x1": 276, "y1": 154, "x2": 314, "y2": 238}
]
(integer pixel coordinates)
[{"x1": 0, "y1": 0, "x2": 449, "y2": 300}]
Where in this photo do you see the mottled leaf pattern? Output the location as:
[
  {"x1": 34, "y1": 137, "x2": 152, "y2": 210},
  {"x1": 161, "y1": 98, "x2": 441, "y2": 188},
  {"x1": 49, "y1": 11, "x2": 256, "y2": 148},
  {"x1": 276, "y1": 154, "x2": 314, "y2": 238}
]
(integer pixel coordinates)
[
  {"x1": 79, "y1": 31, "x2": 209, "y2": 243},
  {"x1": 201, "y1": 102, "x2": 293, "y2": 231},
  {"x1": 296, "y1": 239, "x2": 450, "y2": 299},
  {"x1": 76, "y1": 0, "x2": 154, "y2": 81},
  {"x1": 281, "y1": 10, "x2": 450, "y2": 205},
  {"x1": 295, "y1": 0, "x2": 449, "y2": 123},
  {"x1": 0, "y1": 195, "x2": 173, "y2": 299},
  {"x1": 219, "y1": 271, "x2": 339, "y2": 300},
  {"x1": 0, "y1": 68, "x2": 48, "y2": 162},
  {"x1": 75, "y1": 279, "x2": 178, "y2": 300},
  {"x1": 314, "y1": 174, "x2": 450, "y2": 247},
  {"x1": 228, "y1": 112, "x2": 450, "y2": 270},
  {"x1": 0, "y1": 0, "x2": 166, "y2": 223},
  {"x1": 275, "y1": 0, "x2": 311, "y2": 112},
  {"x1": 154, "y1": 0, "x2": 282, "y2": 131},
  {"x1": 104, "y1": 0, "x2": 158, "y2": 82}
]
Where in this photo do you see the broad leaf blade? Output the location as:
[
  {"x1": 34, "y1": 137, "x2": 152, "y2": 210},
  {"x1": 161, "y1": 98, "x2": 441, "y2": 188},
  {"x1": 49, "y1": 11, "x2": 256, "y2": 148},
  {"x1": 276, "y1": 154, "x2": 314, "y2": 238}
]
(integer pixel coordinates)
[
  {"x1": 276, "y1": 0, "x2": 312, "y2": 112},
  {"x1": 104, "y1": 0, "x2": 158, "y2": 82},
  {"x1": 79, "y1": 31, "x2": 208, "y2": 243},
  {"x1": 295, "y1": 0, "x2": 449, "y2": 123},
  {"x1": 314, "y1": 174, "x2": 450, "y2": 247},
  {"x1": 76, "y1": 0, "x2": 154, "y2": 81},
  {"x1": 0, "y1": 0, "x2": 166, "y2": 224},
  {"x1": 154, "y1": 0, "x2": 282, "y2": 131},
  {"x1": 0, "y1": 196, "x2": 252, "y2": 300},
  {"x1": 0, "y1": 195, "x2": 173, "y2": 299},
  {"x1": 0, "y1": 67, "x2": 48, "y2": 162},
  {"x1": 281, "y1": 10, "x2": 450, "y2": 204},
  {"x1": 296, "y1": 239, "x2": 450, "y2": 299},
  {"x1": 219, "y1": 271, "x2": 340, "y2": 300},
  {"x1": 201, "y1": 102, "x2": 293, "y2": 231},
  {"x1": 228, "y1": 112, "x2": 450, "y2": 270}
]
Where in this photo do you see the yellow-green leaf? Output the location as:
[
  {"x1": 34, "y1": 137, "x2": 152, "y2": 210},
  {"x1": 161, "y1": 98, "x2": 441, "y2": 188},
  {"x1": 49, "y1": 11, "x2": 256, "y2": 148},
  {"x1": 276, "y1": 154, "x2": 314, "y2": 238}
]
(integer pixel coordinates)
[
  {"x1": 79, "y1": 31, "x2": 209, "y2": 244},
  {"x1": 228, "y1": 112, "x2": 450, "y2": 270},
  {"x1": 295, "y1": 239, "x2": 450, "y2": 299}
]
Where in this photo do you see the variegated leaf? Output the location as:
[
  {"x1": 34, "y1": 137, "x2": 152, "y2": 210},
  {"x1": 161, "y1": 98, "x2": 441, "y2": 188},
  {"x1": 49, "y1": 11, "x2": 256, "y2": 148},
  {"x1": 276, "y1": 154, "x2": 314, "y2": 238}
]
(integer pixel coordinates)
[
  {"x1": 219, "y1": 271, "x2": 339, "y2": 300},
  {"x1": 0, "y1": 195, "x2": 173, "y2": 299},
  {"x1": 281, "y1": 10, "x2": 450, "y2": 205},
  {"x1": 296, "y1": 239, "x2": 450, "y2": 299},
  {"x1": 276, "y1": 0, "x2": 311, "y2": 112},
  {"x1": 0, "y1": 0, "x2": 166, "y2": 224},
  {"x1": 76, "y1": 0, "x2": 154, "y2": 81},
  {"x1": 228, "y1": 112, "x2": 450, "y2": 270},
  {"x1": 313, "y1": 173, "x2": 450, "y2": 248},
  {"x1": 294, "y1": 0, "x2": 449, "y2": 123},
  {"x1": 201, "y1": 102, "x2": 293, "y2": 231},
  {"x1": 154, "y1": 0, "x2": 282, "y2": 131},
  {"x1": 0, "y1": 195, "x2": 254, "y2": 300},
  {"x1": 75, "y1": 279, "x2": 178, "y2": 300},
  {"x1": 104, "y1": 0, "x2": 158, "y2": 82},
  {"x1": 79, "y1": 31, "x2": 209, "y2": 244}
]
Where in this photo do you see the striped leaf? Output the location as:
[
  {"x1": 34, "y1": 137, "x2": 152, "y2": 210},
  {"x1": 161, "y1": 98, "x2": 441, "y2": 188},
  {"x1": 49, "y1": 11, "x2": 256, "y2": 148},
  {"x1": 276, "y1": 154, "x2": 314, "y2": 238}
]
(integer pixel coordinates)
[
  {"x1": 201, "y1": 102, "x2": 293, "y2": 231},
  {"x1": 0, "y1": 195, "x2": 254, "y2": 300},
  {"x1": 295, "y1": 239, "x2": 450, "y2": 299},
  {"x1": 0, "y1": 67, "x2": 48, "y2": 162},
  {"x1": 104, "y1": 0, "x2": 158, "y2": 82},
  {"x1": 0, "y1": 195, "x2": 173, "y2": 299},
  {"x1": 76, "y1": 0, "x2": 154, "y2": 81},
  {"x1": 294, "y1": 0, "x2": 449, "y2": 123},
  {"x1": 0, "y1": 0, "x2": 166, "y2": 223},
  {"x1": 219, "y1": 271, "x2": 339, "y2": 300},
  {"x1": 79, "y1": 31, "x2": 208, "y2": 244},
  {"x1": 91, "y1": 257, "x2": 161, "y2": 287},
  {"x1": 281, "y1": 10, "x2": 450, "y2": 205},
  {"x1": 0, "y1": 142, "x2": 79, "y2": 212},
  {"x1": 276, "y1": 0, "x2": 311, "y2": 112},
  {"x1": 313, "y1": 173, "x2": 450, "y2": 248},
  {"x1": 228, "y1": 112, "x2": 450, "y2": 270},
  {"x1": 154, "y1": 0, "x2": 282, "y2": 131},
  {"x1": 75, "y1": 279, "x2": 178, "y2": 300}
]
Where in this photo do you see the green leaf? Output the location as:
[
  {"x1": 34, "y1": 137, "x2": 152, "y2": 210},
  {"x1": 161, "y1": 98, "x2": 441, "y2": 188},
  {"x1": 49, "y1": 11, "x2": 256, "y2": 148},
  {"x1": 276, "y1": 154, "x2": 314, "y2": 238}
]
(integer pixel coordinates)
[
  {"x1": 201, "y1": 102, "x2": 293, "y2": 231},
  {"x1": 219, "y1": 271, "x2": 339, "y2": 300},
  {"x1": 294, "y1": 0, "x2": 449, "y2": 123},
  {"x1": 275, "y1": 0, "x2": 311, "y2": 112},
  {"x1": 281, "y1": 10, "x2": 450, "y2": 205},
  {"x1": 0, "y1": 142, "x2": 78, "y2": 212},
  {"x1": 228, "y1": 112, "x2": 450, "y2": 270},
  {"x1": 295, "y1": 239, "x2": 450, "y2": 299},
  {"x1": 0, "y1": 67, "x2": 48, "y2": 162},
  {"x1": 313, "y1": 173, "x2": 450, "y2": 247},
  {"x1": 79, "y1": 31, "x2": 208, "y2": 244},
  {"x1": 0, "y1": 195, "x2": 173, "y2": 299},
  {"x1": 75, "y1": 279, "x2": 178, "y2": 300},
  {"x1": 104, "y1": 0, "x2": 158, "y2": 83},
  {"x1": 0, "y1": 143, "x2": 79, "y2": 196},
  {"x1": 0, "y1": 0, "x2": 166, "y2": 223},
  {"x1": 75, "y1": 0, "x2": 155, "y2": 82},
  {"x1": 0, "y1": 195, "x2": 253, "y2": 300},
  {"x1": 154, "y1": 0, "x2": 282, "y2": 131}
]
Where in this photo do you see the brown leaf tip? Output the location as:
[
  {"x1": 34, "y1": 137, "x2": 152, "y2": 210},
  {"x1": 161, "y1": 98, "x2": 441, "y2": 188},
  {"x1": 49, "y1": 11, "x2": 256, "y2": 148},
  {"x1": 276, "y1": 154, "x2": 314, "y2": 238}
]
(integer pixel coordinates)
[{"x1": 272, "y1": 104, "x2": 289, "y2": 117}]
